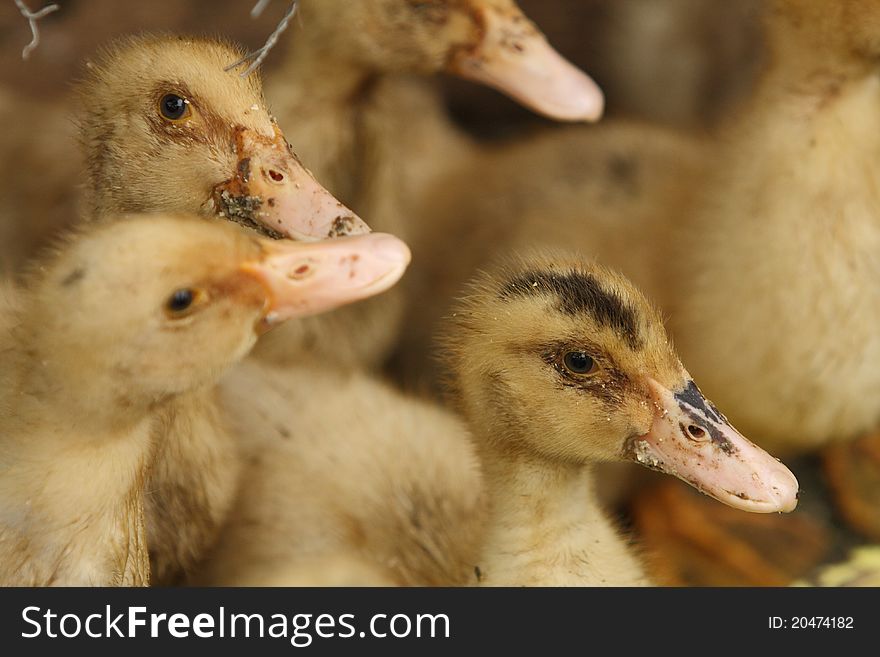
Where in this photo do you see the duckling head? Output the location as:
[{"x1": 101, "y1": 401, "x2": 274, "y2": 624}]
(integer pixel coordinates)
[
  {"x1": 300, "y1": 0, "x2": 602, "y2": 121},
  {"x1": 446, "y1": 251, "x2": 799, "y2": 513},
  {"x1": 21, "y1": 214, "x2": 410, "y2": 408},
  {"x1": 77, "y1": 35, "x2": 369, "y2": 241}
]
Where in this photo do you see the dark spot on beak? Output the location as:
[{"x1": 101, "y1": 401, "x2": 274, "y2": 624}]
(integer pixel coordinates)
[
  {"x1": 216, "y1": 189, "x2": 284, "y2": 240},
  {"x1": 237, "y1": 157, "x2": 252, "y2": 183},
  {"x1": 328, "y1": 215, "x2": 356, "y2": 238}
]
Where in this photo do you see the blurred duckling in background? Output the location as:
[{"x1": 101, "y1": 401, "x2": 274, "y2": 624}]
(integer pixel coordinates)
[
  {"x1": 257, "y1": 0, "x2": 603, "y2": 369},
  {"x1": 443, "y1": 252, "x2": 799, "y2": 585},
  {"x1": 668, "y1": 0, "x2": 880, "y2": 456},
  {"x1": 196, "y1": 361, "x2": 485, "y2": 587},
  {"x1": 445, "y1": 0, "x2": 763, "y2": 134},
  {"x1": 0, "y1": 213, "x2": 408, "y2": 586}
]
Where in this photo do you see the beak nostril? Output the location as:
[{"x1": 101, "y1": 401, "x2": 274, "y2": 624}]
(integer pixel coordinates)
[
  {"x1": 287, "y1": 263, "x2": 312, "y2": 280},
  {"x1": 268, "y1": 169, "x2": 285, "y2": 183},
  {"x1": 687, "y1": 425, "x2": 707, "y2": 441}
]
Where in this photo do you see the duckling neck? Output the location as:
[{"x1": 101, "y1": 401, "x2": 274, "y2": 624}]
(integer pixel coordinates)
[
  {"x1": 475, "y1": 441, "x2": 648, "y2": 586},
  {"x1": 267, "y1": 39, "x2": 375, "y2": 204},
  {"x1": 0, "y1": 336, "x2": 155, "y2": 585},
  {"x1": 0, "y1": 410, "x2": 153, "y2": 586},
  {"x1": 272, "y1": 30, "x2": 376, "y2": 106},
  {"x1": 145, "y1": 387, "x2": 241, "y2": 584}
]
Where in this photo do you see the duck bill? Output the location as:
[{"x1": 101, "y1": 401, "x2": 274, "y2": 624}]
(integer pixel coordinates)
[
  {"x1": 448, "y1": 3, "x2": 603, "y2": 122},
  {"x1": 241, "y1": 232, "x2": 411, "y2": 327},
  {"x1": 627, "y1": 378, "x2": 799, "y2": 513},
  {"x1": 212, "y1": 126, "x2": 371, "y2": 241}
]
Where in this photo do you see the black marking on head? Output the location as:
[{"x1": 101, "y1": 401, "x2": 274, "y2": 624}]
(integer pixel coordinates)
[
  {"x1": 60, "y1": 268, "x2": 86, "y2": 287},
  {"x1": 501, "y1": 270, "x2": 642, "y2": 349},
  {"x1": 675, "y1": 381, "x2": 724, "y2": 424}
]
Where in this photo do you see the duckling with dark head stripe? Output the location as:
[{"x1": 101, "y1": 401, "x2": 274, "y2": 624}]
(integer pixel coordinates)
[{"x1": 444, "y1": 252, "x2": 798, "y2": 585}]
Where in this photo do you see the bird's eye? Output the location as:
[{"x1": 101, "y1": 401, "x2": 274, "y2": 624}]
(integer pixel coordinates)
[
  {"x1": 164, "y1": 288, "x2": 203, "y2": 318},
  {"x1": 159, "y1": 93, "x2": 191, "y2": 121},
  {"x1": 563, "y1": 351, "x2": 598, "y2": 375}
]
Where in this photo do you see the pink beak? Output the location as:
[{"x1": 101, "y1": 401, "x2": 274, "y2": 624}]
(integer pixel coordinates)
[
  {"x1": 449, "y1": 3, "x2": 603, "y2": 122},
  {"x1": 242, "y1": 232, "x2": 411, "y2": 326},
  {"x1": 212, "y1": 126, "x2": 371, "y2": 241},
  {"x1": 627, "y1": 378, "x2": 799, "y2": 513}
]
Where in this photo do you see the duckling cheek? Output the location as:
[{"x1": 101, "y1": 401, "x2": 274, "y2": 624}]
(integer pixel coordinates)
[
  {"x1": 628, "y1": 378, "x2": 800, "y2": 514},
  {"x1": 447, "y1": 2, "x2": 603, "y2": 122},
  {"x1": 211, "y1": 127, "x2": 371, "y2": 241}
]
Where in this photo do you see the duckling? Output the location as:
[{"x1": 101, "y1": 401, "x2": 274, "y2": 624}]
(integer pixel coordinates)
[
  {"x1": 0, "y1": 213, "x2": 408, "y2": 586},
  {"x1": 194, "y1": 358, "x2": 486, "y2": 587},
  {"x1": 443, "y1": 252, "x2": 799, "y2": 585},
  {"x1": 0, "y1": 34, "x2": 369, "y2": 276},
  {"x1": 445, "y1": 0, "x2": 763, "y2": 132},
  {"x1": 255, "y1": 0, "x2": 603, "y2": 368},
  {"x1": 145, "y1": 229, "x2": 412, "y2": 584},
  {"x1": 666, "y1": 0, "x2": 880, "y2": 454}
]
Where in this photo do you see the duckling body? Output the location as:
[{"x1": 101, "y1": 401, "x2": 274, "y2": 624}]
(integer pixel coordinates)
[
  {"x1": 444, "y1": 253, "x2": 798, "y2": 585},
  {"x1": 668, "y1": 0, "x2": 880, "y2": 453},
  {"x1": 145, "y1": 389, "x2": 241, "y2": 583},
  {"x1": 196, "y1": 359, "x2": 485, "y2": 587},
  {"x1": 0, "y1": 402, "x2": 152, "y2": 586}
]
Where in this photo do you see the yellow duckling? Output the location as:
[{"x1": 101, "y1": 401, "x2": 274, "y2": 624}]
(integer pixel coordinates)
[
  {"x1": 0, "y1": 213, "x2": 408, "y2": 586},
  {"x1": 443, "y1": 252, "x2": 799, "y2": 585}
]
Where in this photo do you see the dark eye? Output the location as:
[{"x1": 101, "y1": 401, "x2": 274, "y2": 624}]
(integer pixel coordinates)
[
  {"x1": 159, "y1": 93, "x2": 190, "y2": 121},
  {"x1": 165, "y1": 288, "x2": 198, "y2": 318},
  {"x1": 563, "y1": 351, "x2": 597, "y2": 375}
]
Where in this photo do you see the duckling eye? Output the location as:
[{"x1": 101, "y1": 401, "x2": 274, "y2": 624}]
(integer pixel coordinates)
[
  {"x1": 159, "y1": 93, "x2": 190, "y2": 121},
  {"x1": 563, "y1": 351, "x2": 598, "y2": 375},
  {"x1": 164, "y1": 288, "x2": 200, "y2": 318}
]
